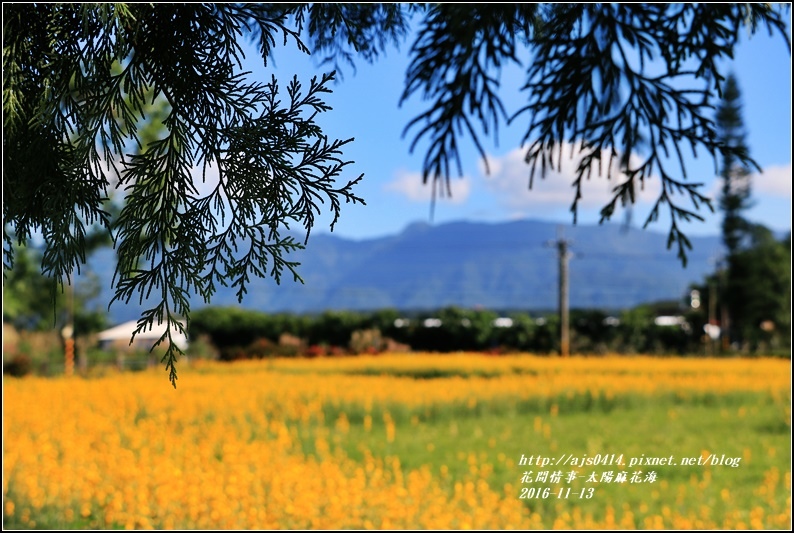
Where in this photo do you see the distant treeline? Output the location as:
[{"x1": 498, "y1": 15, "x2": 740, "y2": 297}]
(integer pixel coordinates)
[{"x1": 190, "y1": 304, "x2": 724, "y2": 359}]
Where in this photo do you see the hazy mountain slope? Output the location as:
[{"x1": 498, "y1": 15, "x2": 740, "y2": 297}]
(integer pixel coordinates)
[{"x1": 88, "y1": 219, "x2": 724, "y2": 322}]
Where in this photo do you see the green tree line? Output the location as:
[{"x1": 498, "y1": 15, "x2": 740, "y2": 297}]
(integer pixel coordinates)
[{"x1": 188, "y1": 303, "x2": 762, "y2": 359}]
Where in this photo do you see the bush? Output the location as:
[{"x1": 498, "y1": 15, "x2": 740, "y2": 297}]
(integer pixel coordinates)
[
  {"x1": 349, "y1": 329, "x2": 385, "y2": 354},
  {"x1": 4, "y1": 354, "x2": 32, "y2": 377},
  {"x1": 244, "y1": 338, "x2": 277, "y2": 359}
]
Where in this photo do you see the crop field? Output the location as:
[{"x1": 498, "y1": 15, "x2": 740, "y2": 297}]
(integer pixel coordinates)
[{"x1": 3, "y1": 353, "x2": 791, "y2": 529}]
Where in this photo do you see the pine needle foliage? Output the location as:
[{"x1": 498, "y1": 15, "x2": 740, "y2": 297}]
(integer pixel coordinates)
[
  {"x1": 400, "y1": 4, "x2": 789, "y2": 264},
  {"x1": 3, "y1": 4, "x2": 369, "y2": 385}
]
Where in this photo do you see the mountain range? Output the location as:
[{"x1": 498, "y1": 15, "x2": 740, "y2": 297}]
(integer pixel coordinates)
[{"x1": 89, "y1": 219, "x2": 727, "y2": 324}]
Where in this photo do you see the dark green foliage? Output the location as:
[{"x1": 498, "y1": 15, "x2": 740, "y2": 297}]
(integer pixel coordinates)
[
  {"x1": 191, "y1": 307, "x2": 306, "y2": 349},
  {"x1": 2, "y1": 245, "x2": 54, "y2": 329},
  {"x1": 715, "y1": 73, "x2": 752, "y2": 348},
  {"x1": 3, "y1": 244, "x2": 108, "y2": 334},
  {"x1": 689, "y1": 230, "x2": 790, "y2": 355},
  {"x1": 708, "y1": 75, "x2": 791, "y2": 352},
  {"x1": 717, "y1": 74, "x2": 754, "y2": 257},
  {"x1": 306, "y1": 310, "x2": 367, "y2": 347},
  {"x1": 4, "y1": 4, "x2": 365, "y2": 385},
  {"x1": 570, "y1": 310, "x2": 617, "y2": 353},
  {"x1": 402, "y1": 5, "x2": 539, "y2": 203},
  {"x1": 190, "y1": 305, "x2": 710, "y2": 356},
  {"x1": 725, "y1": 228, "x2": 791, "y2": 351},
  {"x1": 402, "y1": 4, "x2": 789, "y2": 264},
  {"x1": 293, "y1": 4, "x2": 417, "y2": 74}
]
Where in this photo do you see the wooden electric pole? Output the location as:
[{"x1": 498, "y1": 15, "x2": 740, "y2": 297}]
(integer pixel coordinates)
[
  {"x1": 718, "y1": 259, "x2": 730, "y2": 352},
  {"x1": 548, "y1": 228, "x2": 572, "y2": 357}
]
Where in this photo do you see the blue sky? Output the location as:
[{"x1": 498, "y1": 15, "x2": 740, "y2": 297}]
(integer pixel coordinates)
[{"x1": 236, "y1": 10, "x2": 792, "y2": 242}]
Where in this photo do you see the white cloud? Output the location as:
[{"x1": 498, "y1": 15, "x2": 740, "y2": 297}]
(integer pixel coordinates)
[
  {"x1": 753, "y1": 163, "x2": 792, "y2": 197},
  {"x1": 190, "y1": 162, "x2": 222, "y2": 197},
  {"x1": 384, "y1": 169, "x2": 471, "y2": 203},
  {"x1": 703, "y1": 162, "x2": 792, "y2": 201},
  {"x1": 480, "y1": 145, "x2": 662, "y2": 218}
]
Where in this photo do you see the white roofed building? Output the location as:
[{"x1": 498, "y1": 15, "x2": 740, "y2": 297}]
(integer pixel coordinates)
[{"x1": 97, "y1": 320, "x2": 188, "y2": 353}]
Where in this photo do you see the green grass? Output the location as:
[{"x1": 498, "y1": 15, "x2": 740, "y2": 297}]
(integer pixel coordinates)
[{"x1": 306, "y1": 389, "x2": 790, "y2": 528}]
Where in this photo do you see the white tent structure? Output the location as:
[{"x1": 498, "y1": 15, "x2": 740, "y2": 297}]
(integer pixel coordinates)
[{"x1": 97, "y1": 320, "x2": 189, "y2": 352}]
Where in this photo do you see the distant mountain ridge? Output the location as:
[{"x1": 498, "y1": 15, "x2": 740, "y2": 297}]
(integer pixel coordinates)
[{"x1": 89, "y1": 219, "x2": 726, "y2": 323}]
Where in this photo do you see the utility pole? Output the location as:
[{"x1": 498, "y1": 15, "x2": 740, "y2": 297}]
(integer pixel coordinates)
[
  {"x1": 704, "y1": 254, "x2": 723, "y2": 355},
  {"x1": 718, "y1": 259, "x2": 730, "y2": 352},
  {"x1": 708, "y1": 275, "x2": 717, "y2": 355},
  {"x1": 548, "y1": 227, "x2": 572, "y2": 357}
]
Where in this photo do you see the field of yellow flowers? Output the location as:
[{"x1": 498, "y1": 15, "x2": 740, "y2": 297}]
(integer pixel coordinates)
[{"x1": 3, "y1": 353, "x2": 791, "y2": 529}]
